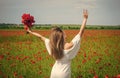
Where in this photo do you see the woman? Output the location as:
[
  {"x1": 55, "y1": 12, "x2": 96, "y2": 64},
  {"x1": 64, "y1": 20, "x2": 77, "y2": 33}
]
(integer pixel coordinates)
[{"x1": 26, "y1": 10, "x2": 88, "y2": 78}]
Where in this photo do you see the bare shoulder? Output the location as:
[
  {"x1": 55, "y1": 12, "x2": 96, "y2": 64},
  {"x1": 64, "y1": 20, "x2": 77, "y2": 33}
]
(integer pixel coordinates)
[{"x1": 64, "y1": 42, "x2": 73, "y2": 50}]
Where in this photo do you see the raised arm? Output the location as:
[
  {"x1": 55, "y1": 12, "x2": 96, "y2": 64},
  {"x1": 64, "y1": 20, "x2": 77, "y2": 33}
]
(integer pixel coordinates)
[
  {"x1": 79, "y1": 9, "x2": 88, "y2": 37},
  {"x1": 26, "y1": 27, "x2": 46, "y2": 41},
  {"x1": 65, "y1": 10, "x2": 88, "y2": 50}
]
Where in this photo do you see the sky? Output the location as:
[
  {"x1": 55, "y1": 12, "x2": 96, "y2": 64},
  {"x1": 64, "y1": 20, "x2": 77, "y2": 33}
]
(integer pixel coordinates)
[{"x1": 0, "y1": 0, "x2": 120, "y2": 25}]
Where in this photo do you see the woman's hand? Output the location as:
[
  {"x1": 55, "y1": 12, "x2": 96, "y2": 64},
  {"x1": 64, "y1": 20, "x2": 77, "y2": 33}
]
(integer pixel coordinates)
[
  {"x1": 26, "y1": 27, "x2": 31, "y2": 32},
  {"x1": 83, "y1": 9, "x2": 88, "y2": 19},
  {"x1": 78, "y1": 9, "x2": 88, "y2": 37},
  {"x1": 24, "y1": 25, "x2": 31, "y2": 33}
]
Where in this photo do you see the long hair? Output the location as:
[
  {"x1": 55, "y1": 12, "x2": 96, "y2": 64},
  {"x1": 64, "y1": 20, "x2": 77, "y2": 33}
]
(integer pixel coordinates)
[{"x1": 49, "y1": 27, "x2": 64, "y2": 60}]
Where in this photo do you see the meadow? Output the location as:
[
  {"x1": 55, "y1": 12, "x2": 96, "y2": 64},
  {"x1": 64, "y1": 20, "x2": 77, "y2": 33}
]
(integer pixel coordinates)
[{"x1": 0, "y1": 29, "x2": 120, "y2": 78}]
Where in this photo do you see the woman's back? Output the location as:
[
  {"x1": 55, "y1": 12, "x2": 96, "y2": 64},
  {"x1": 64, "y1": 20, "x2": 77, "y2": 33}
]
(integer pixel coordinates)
[{"x1": 45, "y1": 34, "x2": 81, "y2": 78}]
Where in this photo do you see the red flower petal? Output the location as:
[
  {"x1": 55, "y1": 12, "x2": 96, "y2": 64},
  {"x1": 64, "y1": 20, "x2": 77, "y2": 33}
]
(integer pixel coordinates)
[
  {"x1": 21, "y1": 13, "x2": 35, "y2": 28},
  {"x1": 0, "y1": 55, "x2": 4, "y2": 60},
  {"x1": 82, "y1": 59, "x2": 87, "y2": 64},
  {"x1": 93, "y1": 75, "x2": 98, "y2": 78},
  {"x1": 105, "y1": 75, "x2": 109, "y2": 78},
  {"x1": 117, "y1": 74, "x2": 120, "y2": 78}
]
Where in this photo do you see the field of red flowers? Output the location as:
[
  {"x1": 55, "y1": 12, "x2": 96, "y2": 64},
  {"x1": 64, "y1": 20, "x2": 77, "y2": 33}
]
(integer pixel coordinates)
[{"x1": 0, "y1": 29, "x2": 120, "y2": 78}]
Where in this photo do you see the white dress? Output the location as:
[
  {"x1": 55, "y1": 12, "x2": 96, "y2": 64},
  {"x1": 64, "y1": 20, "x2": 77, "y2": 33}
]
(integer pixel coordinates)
[{"x1": 45, "y1": 34, "x2": 81, "y2": 78}]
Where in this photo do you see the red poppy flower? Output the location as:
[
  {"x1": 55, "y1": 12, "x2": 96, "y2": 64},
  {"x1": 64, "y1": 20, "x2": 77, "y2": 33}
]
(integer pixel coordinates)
[
  {"x1": 38, "y1": 71, "x2": 42, "y2": 74},
  {"x1": 105, "y1": 75, "x2": 109, "y2": 78},
  {"x1": 21, "y1": 13, "x2": 35, "y2": 30},
  {"x1": 50, "y1": 64, "x2": 53, "y2": 67},
  {"x1": 37, "y1": 57, "x2": 42, "y2": 61},
  {"x1": 84, "y1": 52, "x2": 86, "y2": 57},
  {"x1": 30, "y1": 60, "x2": 36, "y2": 64},
  {"x1": 0, "y1": 55, "x2": 4, "y2": 60},
  {"x1": 93, "y1": 75, "x2": 98, "y2": 78},
  {"x1": 43, "y1": 50, "x2": 47, "y2": 53},
  {"x1": 0, "y1": 70, "x2": 3, "y2": 75},
  {"x1": 95, "y1": 58, "x2": 102, "y2": 64},
  {"x1": 89, "y1": 69, "x2": 96, "y2": 75},
  {"x1": 117, "y1": 74, "x2": 120, "y2": 78},
  {"x1": 19, "y1": 75, "x2": 23, "y2": 78},
  {"x1": 13, "y1": 72, "x2": 17, "y2": 77},
  {"x1": 82, "y1": 59, "x2": 87, "y2": 64}
]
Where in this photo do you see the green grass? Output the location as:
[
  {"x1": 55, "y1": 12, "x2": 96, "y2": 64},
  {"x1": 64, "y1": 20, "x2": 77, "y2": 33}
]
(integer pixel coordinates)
[{"x1": 0, "y1": 30, "x2": 120, "y2": 78}]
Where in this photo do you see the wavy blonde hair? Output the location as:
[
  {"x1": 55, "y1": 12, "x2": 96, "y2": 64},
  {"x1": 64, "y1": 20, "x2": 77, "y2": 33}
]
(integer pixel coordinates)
[{"x1": 49, "y1": 27, "x2": 64, "y2": 60}]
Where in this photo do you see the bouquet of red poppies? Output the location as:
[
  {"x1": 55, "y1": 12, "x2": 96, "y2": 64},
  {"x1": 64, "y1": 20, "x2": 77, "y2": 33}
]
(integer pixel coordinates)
[{"x1": 21, "y1": 13, "x2": 35, "y2": 30}]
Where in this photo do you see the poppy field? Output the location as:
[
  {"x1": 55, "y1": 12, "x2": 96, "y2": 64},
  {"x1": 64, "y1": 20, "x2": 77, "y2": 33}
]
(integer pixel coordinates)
[{"x1": 0, "y1": 29, "x2": 120, "y2": 78}]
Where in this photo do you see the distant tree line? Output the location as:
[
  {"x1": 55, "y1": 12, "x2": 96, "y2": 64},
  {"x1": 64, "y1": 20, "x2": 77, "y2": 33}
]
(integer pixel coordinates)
[{"x1": 0, "y1": 23, "x2": 120, "y2": 30}]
